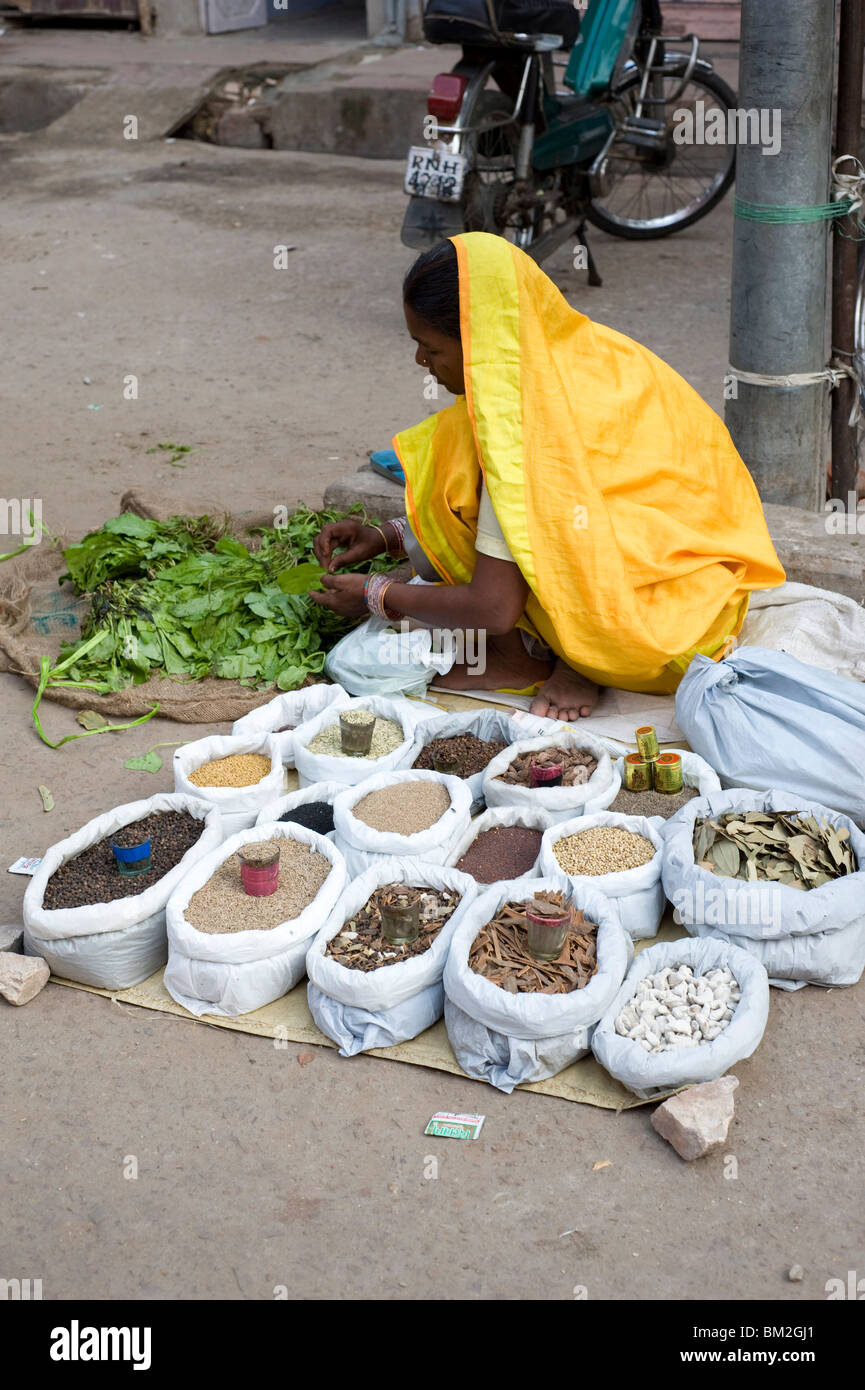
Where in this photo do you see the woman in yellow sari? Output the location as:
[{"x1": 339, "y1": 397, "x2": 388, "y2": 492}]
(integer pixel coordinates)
[{"x1": 311, "y1": 232, "x2": 785, "y2": 721}]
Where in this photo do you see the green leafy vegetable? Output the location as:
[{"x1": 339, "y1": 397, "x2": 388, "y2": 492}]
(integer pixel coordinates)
[{"x1": 53, "y1": 505, "x2": 398, "y2": 703}]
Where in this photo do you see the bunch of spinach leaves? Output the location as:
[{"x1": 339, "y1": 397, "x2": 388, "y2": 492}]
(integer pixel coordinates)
[{"x1": 57, "y1": 507, "x2": 398, "y2": 693}]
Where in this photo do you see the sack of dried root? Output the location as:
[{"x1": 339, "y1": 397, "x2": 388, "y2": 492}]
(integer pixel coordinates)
[{"x1": 442, "y1": 876, "x2": 632, "y2": 1093}]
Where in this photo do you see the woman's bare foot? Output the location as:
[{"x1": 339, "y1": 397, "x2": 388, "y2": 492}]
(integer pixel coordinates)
[
  {"x1": 530, "y1": 660, "x2": 598, "y2": 721},
  {"x1": 436, "y1": 629, "x2": 554, "y2": 692}
]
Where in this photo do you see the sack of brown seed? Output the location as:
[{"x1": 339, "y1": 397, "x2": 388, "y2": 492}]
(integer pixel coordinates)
[
  {"x1": 592, "y1": 937, "x2": 770, "y2": 1099},
  {"x1": 407, "y1": 708, "x2": 529, "y2": 810},
  {"x1": 231, "y1": 682, "x2": 351, "y2": 764},
  {"x1": 173, "y1": 732, "x2": 286, "y2": 838},
  {"x1": 164, "y1": 822, "x2": 347, "y2": 1017},
  {"x1": 539, "y1": 811, "x2": 666, "y2": 941},
  {"x1": 661, "y1": 788, "x2": 865, "y2": 988},
  {"x1": 306, "y1": 861, "x2": 477, "y2": 1055},
  {"x1": 481, "y1": 731, "x2": 618, "y2": 824},
  {"x1": 445, "y1": 804, "x2": 556, "y2": 884},
  {"x1": 442, "y1": 877, "x2": 633, "y2": 1093},
  {"x1": 332, "y1": 770, "x2": 473, "y2": 876},
  {"x1": 22, "y1": 793, "x2": 223, "y2": 990}
]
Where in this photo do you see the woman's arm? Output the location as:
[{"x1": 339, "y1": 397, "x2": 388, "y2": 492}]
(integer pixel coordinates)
[{"x1": 311, "y1": 552, "x2": 529, "y2": 635}]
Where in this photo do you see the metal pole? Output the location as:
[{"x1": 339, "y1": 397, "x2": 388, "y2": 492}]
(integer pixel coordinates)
[
  {"x1": 830, "y1": 0, "x2": 865, "y2": 504},
  {"x1": 726, "y1": 0, "x2": 837, "y2": 510}
]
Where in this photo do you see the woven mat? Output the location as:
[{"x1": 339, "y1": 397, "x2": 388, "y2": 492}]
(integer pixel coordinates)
[{"x1": 51, "y1": 920, "x2": 687, "y2": 1111}]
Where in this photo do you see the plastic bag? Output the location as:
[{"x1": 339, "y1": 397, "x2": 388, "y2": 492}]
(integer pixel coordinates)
[
  {"x1": 324, "y1": 580, "x2": 457, "y2": 696},
  {"x1": 164, "y1": 822, "x2": 347, "y2": 1018},
  {"x1": 306, "y1": 860, "x2": 476, "y2": 1055},
  {"x1": 445, "y1": 803, "x2": 556, "y2": 883},
  {"x1": 481, "y1": 730, "x2": 618, "y2": 823},
  {"x1": 540, "y1": 811, "x2": 666, "y2": 941},
  {"x1": 675, "y1": 646, "x2": 865, "y2": 826},
  {"x1": 22, "y1": 793, "x2": 223, "y2": 990},
  {"x1": 173, "y1": 732, "x2": 285, "y2": 838},
  {"x1": 332, "y1": 770, "x2": 473, "y2": 876},
  {"x1": 406, "y1": 707, "x2": 528, "y2": 810},
  {"x1": 592, "y1": 936, "x2": 770, "y2": 1099},
  {"x1": 231, "y1": 682, "x2": 351, "y2": 764},
  {"x1": 443, "y1": 876, "x2": 633, "y2": 1092},
  {"x1": 661, "y1": 787, "x2": 865, "y2": 988},
  {"x1": 293, "y1": 695, "x2": 424, "y2": 789},
  {"x1": 741, "y1": 582, "x2": 865, "y2": 682}
]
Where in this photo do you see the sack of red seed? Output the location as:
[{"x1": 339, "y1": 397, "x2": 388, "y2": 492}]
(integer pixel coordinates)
[
  {"x1": 22, "y1": 793, "x2": 223, "y2": 990},
  {"x1": 305, "y1": 861, "x2": 476, "y2": 1056},
  {"x1": 442, "y1": 877, "x2": 632, "y2": 1093}
]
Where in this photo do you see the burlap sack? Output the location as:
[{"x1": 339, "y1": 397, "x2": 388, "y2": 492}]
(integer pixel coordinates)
[{"x1": 0, "y1": 490, "x2": 318, "y2": 724}]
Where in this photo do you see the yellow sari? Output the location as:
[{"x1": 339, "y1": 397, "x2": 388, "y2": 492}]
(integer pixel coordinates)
[{"x1": 394, "y1": 232, "x2": 785, "y2": 695}]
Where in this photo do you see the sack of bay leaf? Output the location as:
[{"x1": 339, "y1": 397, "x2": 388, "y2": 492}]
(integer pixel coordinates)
[{"x1": 661, "y1": 788, "x2": 865, "y2": 989}]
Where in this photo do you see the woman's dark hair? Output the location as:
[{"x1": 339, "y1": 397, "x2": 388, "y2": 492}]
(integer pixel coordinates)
[{"x1": 402, "y1": 240, "x2": 461, "y2": 341}]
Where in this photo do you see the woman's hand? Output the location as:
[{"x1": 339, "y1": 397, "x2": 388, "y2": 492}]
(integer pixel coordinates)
[
  {"x1": 309, "y1": 572, "x2": 368, "y2": 617},
  {"x1": 313, "y1": 519, "x2": 385, "y2": 573}
]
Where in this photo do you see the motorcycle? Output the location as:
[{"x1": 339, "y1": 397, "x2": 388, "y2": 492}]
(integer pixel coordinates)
[{"x1": 401, "y1": 0, "x2": 737, "y2": 271}]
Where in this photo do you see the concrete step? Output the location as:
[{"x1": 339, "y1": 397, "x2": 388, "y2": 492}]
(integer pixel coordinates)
[{"x1": 324, "y1": 466, "x2": 865, "y2": 603}]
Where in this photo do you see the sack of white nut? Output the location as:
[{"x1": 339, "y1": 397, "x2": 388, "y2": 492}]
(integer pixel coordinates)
[
  {"x1": 539, "y1": 812, "x2": 666, "y2": 941},
  {"x1": 305, "y1": 861, "x2": 476, "y2": 1056},
  {"x1": 592, "y1": 937, "x2": 770, "y2": 1100},
  {"x1": 443, "y1": 876, "x2": 633, "y2": 1094}
]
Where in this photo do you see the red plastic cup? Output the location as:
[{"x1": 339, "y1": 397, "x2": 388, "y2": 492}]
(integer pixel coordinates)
[
  {"x1": 529, "y1": 759, "x2": 564, "y2": 789},
  {"x1": 239, "y1": 844, "x2": 280, "y2": 897}
]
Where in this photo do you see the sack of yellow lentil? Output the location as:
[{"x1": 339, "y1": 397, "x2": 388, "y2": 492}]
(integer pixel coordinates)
[
  {"x1": 540, "y1": 811, "x2": 666, "y2": 941},
  {"x1": 173, "y1": 733, "x2": 285, "y2": 838}
]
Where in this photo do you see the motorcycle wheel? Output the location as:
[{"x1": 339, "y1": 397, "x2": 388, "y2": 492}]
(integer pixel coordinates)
[
  {"x1": 461, "y1": 89, "x2": 546, "y2": 250},
  {"x1": 587, "y1": 61, "x2": 737, "y2": 239}
]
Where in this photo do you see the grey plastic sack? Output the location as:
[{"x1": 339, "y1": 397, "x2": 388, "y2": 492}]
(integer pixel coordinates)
[
  {"x1": 592, "y1": 936, "x2": 770, "y2": 1100},
  {"x1": 675, "y1": 646, "x2": 865, "y2": 825},
  {"x1": 305, "y1": 860, "x2": 476, "y2": 1055},
  {"x1": 443, "y1": 877, "x2": 633, "y2": 1093},
  {"x1": 661, "y1": 787, "x2": 865, "y2": 988}
]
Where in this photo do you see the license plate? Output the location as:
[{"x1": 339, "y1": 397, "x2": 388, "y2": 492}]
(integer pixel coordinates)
[{"x1": 404, "y1": 146, "x2": 467, "y2": 203}]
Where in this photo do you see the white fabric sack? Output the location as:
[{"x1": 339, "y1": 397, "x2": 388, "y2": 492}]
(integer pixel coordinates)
[
  {"x1": 482, "y1": 730, "x2": 618, "y2": 823},
  {"x1": 661, "y1": 787, "x2": 865, "y2": 989},
  {"x1": 540, "y1": 811, "x2": 666, "y2": 941},
  {"x1": 675, "y1": 646, "x2": 865, "y2": 826},
  {"x1": 592, "y1": 936, "x2": 770, "y2": 1099},
  {"x1": 332, "y1": 770, "x2": 473, "y2": 876},
  {"x1": 255, "y1": 780, "x2": 345, "y2": 841},
  {"x1": 293, "y1": 694, "x2": 424, "y2": 789},
  {"x1": 231, "y1": 682, "x2": 351, "y2": 764},
  {"x1": 445, "y1": 803, "x2": 556, "y2": 883},
  {"x1": 407, "y1": 708, "x2": 528, "y2": 810},
  {"x1": 173, "y1": 732, "x2": 285, "y2": 838},
  {"x1": 612, "y1": 748, "x2": 721, "y2": 800},
  {"x1": 306, "y1": 860, "x2": 477, "y2": 1054},
  {"x1": 164, "y1": 822, "x2": 346, "y2": 1018},
  {"x1": 741, "y1": 582, "x2": 865, "y2": 683},
  {"x1": 443, "y1": 876, "x2": 633, "y2": 1092},
  {"x1": 22, "y1": 793, "x2": 222, "y2": 990}
]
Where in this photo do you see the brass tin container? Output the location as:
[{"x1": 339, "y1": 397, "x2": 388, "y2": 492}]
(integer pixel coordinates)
[
  {"x1": 624, "y1": 753, "x2": 652, "y2": 792},
  {"x1": 653, "y1": 752, "x2": 684, "y2": 794},
  {"x1": 635, "y1": 725, "x2": 660, "y2": 762}
]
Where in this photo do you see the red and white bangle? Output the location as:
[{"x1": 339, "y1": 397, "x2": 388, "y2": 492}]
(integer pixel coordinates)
[
  {"x1": 364, "y1": 572, "x2": 398, "y2": 621},
  {"x1": 384, "y1": 515, "x2": 408, "y2": 556}
]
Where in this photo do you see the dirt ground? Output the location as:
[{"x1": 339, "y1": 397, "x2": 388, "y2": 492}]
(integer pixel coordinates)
[{"x1": 2, "y1": 125, "x2": 863, "y2": 1303}]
